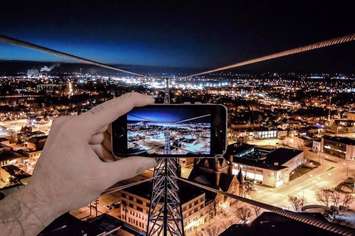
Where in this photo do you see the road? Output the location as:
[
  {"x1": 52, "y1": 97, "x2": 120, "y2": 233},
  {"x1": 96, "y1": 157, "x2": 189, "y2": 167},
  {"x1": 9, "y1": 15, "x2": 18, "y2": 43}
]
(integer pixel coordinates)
[{"x1": 251, "y1": 150, "x2": 355, "y2": 210}]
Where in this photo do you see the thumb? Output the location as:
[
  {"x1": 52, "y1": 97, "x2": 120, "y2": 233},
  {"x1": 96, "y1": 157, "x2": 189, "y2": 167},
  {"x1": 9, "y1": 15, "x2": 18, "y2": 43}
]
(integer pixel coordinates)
[
  {"x1": 80, "y1": 92, "x2": 154, "y2": 134},
  {"x1": 103, "y1": 156, "x2": 157, "y2": 185}
]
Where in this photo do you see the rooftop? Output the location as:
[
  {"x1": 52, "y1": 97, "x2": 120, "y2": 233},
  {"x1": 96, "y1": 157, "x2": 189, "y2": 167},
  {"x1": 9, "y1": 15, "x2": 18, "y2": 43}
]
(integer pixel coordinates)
[
  {"x1": 87, "y1": 214, "x2": 122, "y2": 234},
  {"x1": 123, "y1": 179, "x2": 205, "y2": 204},
  {"x1": 324, "y1": 135, "x2": 355, "y2": 145},
  {"x1": 188, "y1": 166, "x2": 236, "y2": 201},
  {"x1": 266, "y1": 148, "x2": 303, "y2": 166},
  {"x1": 226, "y1": 143, "x2": 303, "y2": 170},
  {"x1": 0, "y1": 148, "x2": 23, "y2": 162},
  {"x1": 220, "y1": 211, "x2": 344, "y2": 236},
  {"x1": 2, "y1": 165, "x2": 31, "y2": 179},
  {"x1": 39, "y1": 213, "x2": 100, "y2": 236}
]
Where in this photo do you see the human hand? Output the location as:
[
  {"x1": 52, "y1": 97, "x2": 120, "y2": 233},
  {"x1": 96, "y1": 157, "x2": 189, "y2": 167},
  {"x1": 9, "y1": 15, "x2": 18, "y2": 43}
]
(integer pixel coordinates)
[{"x1": 23, "y1": 92, "x2": 156, "y2": 226}]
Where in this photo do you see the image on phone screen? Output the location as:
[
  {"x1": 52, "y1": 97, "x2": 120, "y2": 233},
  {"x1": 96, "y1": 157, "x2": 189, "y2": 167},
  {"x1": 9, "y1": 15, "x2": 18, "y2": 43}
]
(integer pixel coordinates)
[{"x1": 127, "y1": 106, "x2": 211, "y2": 155}]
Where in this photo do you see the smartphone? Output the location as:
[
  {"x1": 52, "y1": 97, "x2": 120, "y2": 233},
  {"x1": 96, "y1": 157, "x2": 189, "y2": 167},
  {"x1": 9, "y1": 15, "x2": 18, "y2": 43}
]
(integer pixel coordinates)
[{"x1": 112, "y1": 104, "x2": 227, "y2": 157}]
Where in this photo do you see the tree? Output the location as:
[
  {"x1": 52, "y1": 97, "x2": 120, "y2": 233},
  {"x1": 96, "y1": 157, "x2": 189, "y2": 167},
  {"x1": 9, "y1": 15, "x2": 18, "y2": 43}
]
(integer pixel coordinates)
[
  {"x1": 242, "y1": 181, "x2": 255, "y2": 197},
  {"x1": 252, "y1": 205, "x2": 262, "y2": 217},
  {"x1": 316, "y1": 188, "x2": 333, "y2": 208},
  {"x1": 329, "y1": 190, "x2": 341, "y2": 208},
  {"x1": 236, "y1": 206, "x2": 252, "y2": 224},
  {"x1": 341, "y1": 193, "x2": 354, "y2": 209},
  {"x1": 204, "y1": 225, "x2": 221, "y2": 236},
  {"x1": 317, "y1": 188, "x2": 354, "y2": 211},
  {"x1": 288, "y1": 195, "x2": 305, "y2": 211}
]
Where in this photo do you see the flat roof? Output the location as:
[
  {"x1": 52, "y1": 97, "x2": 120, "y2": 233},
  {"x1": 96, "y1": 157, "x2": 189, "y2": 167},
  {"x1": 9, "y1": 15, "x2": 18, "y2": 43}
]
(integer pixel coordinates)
[
  {"x1": 324, "y1": 135, "x2": 355, "y2": 145},
  {"x1": 88, "y1": 214, "x2": 122, "y2": 233},
  {"x1": 2, "y1": 165, "x2": 31, "y2": 179},
  {"x1": 266, "y1": 148, "x2": 303, "y2": 165},
  {"x1": 0, "y1": 149, "x2": 23, "y2": 161},
  {"x1": 220, "y1": 211, "x2": 347, "y2": 236},
  {"x1": 39, "y1": 213, "x2": 100, "y2": 236},
  {"x1": 226, "y1": 144, "x2": 303, "y2": 170}
]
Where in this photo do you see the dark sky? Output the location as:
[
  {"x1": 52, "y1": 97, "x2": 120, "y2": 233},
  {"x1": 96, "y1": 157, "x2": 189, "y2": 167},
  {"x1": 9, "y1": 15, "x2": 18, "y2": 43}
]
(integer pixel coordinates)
[
  {"x1": 0, "y1": 1, "x2": 354, "y2": 72},
  {"x1": 128, "y1": 106, "x2": 210, "y2": 123}
]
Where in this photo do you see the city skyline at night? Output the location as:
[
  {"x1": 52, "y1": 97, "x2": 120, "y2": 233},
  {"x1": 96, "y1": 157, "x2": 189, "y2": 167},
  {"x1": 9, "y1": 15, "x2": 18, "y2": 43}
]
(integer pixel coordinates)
[{"x1": 0, "y1": 1, "x2": 354, "y2": 236}]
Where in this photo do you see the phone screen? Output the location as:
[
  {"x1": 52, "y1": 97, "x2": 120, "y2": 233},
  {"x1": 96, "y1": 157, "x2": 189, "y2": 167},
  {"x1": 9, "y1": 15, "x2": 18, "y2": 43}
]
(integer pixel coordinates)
[
  {"x1": 112, "y1": 104, "x2": 226, "y2": 157},
  {"x1": 127, "y1": 106, "x2": 211, "y2": 155}
]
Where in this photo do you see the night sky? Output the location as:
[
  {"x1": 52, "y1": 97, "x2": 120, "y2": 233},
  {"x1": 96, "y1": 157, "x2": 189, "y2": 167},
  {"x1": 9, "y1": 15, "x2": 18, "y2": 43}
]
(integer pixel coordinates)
[
  {"x1": 128, "y1": 106, "x2": 210, "y2": 123},
  {"x1": 0, "y1": 1, "x2": 354, "y2": 72}
]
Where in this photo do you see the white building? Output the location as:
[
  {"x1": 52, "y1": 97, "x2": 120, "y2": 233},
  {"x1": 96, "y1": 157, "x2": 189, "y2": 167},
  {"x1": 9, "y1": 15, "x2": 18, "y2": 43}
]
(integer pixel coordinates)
[{"x1": 226, "y1": 144, "x2": 304, "y2": 188}]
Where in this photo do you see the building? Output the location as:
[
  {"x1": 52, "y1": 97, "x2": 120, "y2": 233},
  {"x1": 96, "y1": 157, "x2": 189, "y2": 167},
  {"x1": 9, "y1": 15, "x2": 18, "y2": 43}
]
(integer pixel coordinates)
[
  {"x1": 322, "y1": 135, "x2": 355, "y2": 160},
  {"x1": 312, "y1": 138, "x2": 322, "y2": 153},
  {"x1": 118, "y1": 179, "x2": 215, "y2": 235},
  {"x1": 229, "y1": 126, "x2": 287, "y2": 141},
  {"x1": 188, "y1": 157, "x2": 240, "y2": 209},
  {"x1": 0, "y1": 144, "x2": 24, "y2": 166},
  {"x1": 39, "y1": 213, "x2": 124, "y2": 236},
  {"x1": 326, "y1": 118, "x2": 355, "y2": 134},
  {"x1": 225, "y1": 144, "x2": 304, "y2": 187},
  {"x1": 345, "y1": 112, "x2": 355, "y2": 121},
  {"x1": 0, "y1": 126, "x2": 9, "y2": 138},
  {"x1": 220, "y1": 211, "x2": 349, "y2": 236},
  {"x1": 251, "y1": 129, "x2": 278, "y2": 139},
  {"x1": 36, "y1": 83, "x2": 63, "y2": 94},
  {"x1": 0, "y1": 165, "x2": 30, "y2": 190},
  {"x1": 179, "y1": 157, "x2": 194, "y2": 168}
]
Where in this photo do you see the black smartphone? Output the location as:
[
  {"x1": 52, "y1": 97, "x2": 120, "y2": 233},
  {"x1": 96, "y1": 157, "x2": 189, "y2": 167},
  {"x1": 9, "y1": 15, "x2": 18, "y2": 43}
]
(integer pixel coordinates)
[{"x1": 112, "y1": 104, "x2": 227, "y2": 157}]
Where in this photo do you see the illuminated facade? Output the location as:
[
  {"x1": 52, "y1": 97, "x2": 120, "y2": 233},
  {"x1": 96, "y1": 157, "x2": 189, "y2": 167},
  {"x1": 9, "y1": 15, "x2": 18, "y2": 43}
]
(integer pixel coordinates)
[
  {"x1": 118, "y1": 180, "x2": 215, "y2": 235},
  {"x1": 253, "y1": 130, "x2": 277, "y2": 139},
  {"x1": 226, "y1": 144, "x2": 304, "y2": 187},
  {"x1": 322, "y1": 136, "x2": 355, "y2": 160},
  {"x1": 0, "y1": 145, "x2": 24, "y2": 167}
]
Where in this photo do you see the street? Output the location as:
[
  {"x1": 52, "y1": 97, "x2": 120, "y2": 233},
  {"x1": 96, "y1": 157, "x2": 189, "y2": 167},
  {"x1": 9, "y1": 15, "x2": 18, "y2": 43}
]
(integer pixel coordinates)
[{"x1": 251, "y1": 150, "x2": 355, "y2": 210}]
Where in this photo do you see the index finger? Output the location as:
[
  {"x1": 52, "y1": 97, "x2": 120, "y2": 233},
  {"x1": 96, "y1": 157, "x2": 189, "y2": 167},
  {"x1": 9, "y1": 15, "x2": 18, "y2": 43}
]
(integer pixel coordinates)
[{"x1": 79, "y1": 92, "x2": 154, "y2": 133}]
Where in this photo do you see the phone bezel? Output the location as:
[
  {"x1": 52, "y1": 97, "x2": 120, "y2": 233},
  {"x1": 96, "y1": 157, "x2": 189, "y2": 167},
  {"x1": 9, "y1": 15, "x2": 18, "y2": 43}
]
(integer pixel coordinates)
[{"x1": 112, "y1": 104, "x2": 227, "y2": 158}]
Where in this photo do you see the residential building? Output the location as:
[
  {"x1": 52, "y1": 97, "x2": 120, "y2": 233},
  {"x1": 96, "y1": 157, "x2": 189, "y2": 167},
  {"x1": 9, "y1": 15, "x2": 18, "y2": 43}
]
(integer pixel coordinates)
[{"x1": 118, "y1": 179, "x2": 215, "y2": 235}]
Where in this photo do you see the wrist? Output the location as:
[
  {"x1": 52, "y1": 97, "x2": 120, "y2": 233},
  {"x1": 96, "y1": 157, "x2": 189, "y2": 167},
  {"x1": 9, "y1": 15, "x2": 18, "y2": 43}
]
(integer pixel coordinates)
[{"x1": 17, "y1": 184, "x2": 64, "y2": 228}]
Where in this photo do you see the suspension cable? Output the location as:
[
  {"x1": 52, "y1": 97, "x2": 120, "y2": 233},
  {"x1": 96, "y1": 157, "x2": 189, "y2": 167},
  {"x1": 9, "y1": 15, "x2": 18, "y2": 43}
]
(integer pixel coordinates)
[
  {"x1": 0, "y1": 34, "x2": 145, "y2": 77},
  {"x1": 187, "y1": 33, "x2": 355, "y2": 78},
  {"x1": 102, "y1": 177, "x2": 153, "y2": 195}
]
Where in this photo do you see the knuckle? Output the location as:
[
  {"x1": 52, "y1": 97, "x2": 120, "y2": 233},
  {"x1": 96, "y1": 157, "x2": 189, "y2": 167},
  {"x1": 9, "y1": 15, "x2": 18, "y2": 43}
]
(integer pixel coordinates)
[
  {"x1": 125, "y1": 92, "x2": 138, "y2": 100},
  {"x1": 129, "y1": 91, "x2": 139, "y2": 96},
  {"x1": 56, "y1": 116, "x2": 80, "y2": 133},
  {"x1": 89, "y1": 104, "x2": 105, "y2": 114},
  {"x1": 52, "y1": 116, "x2": 68, "y2": 128}
]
